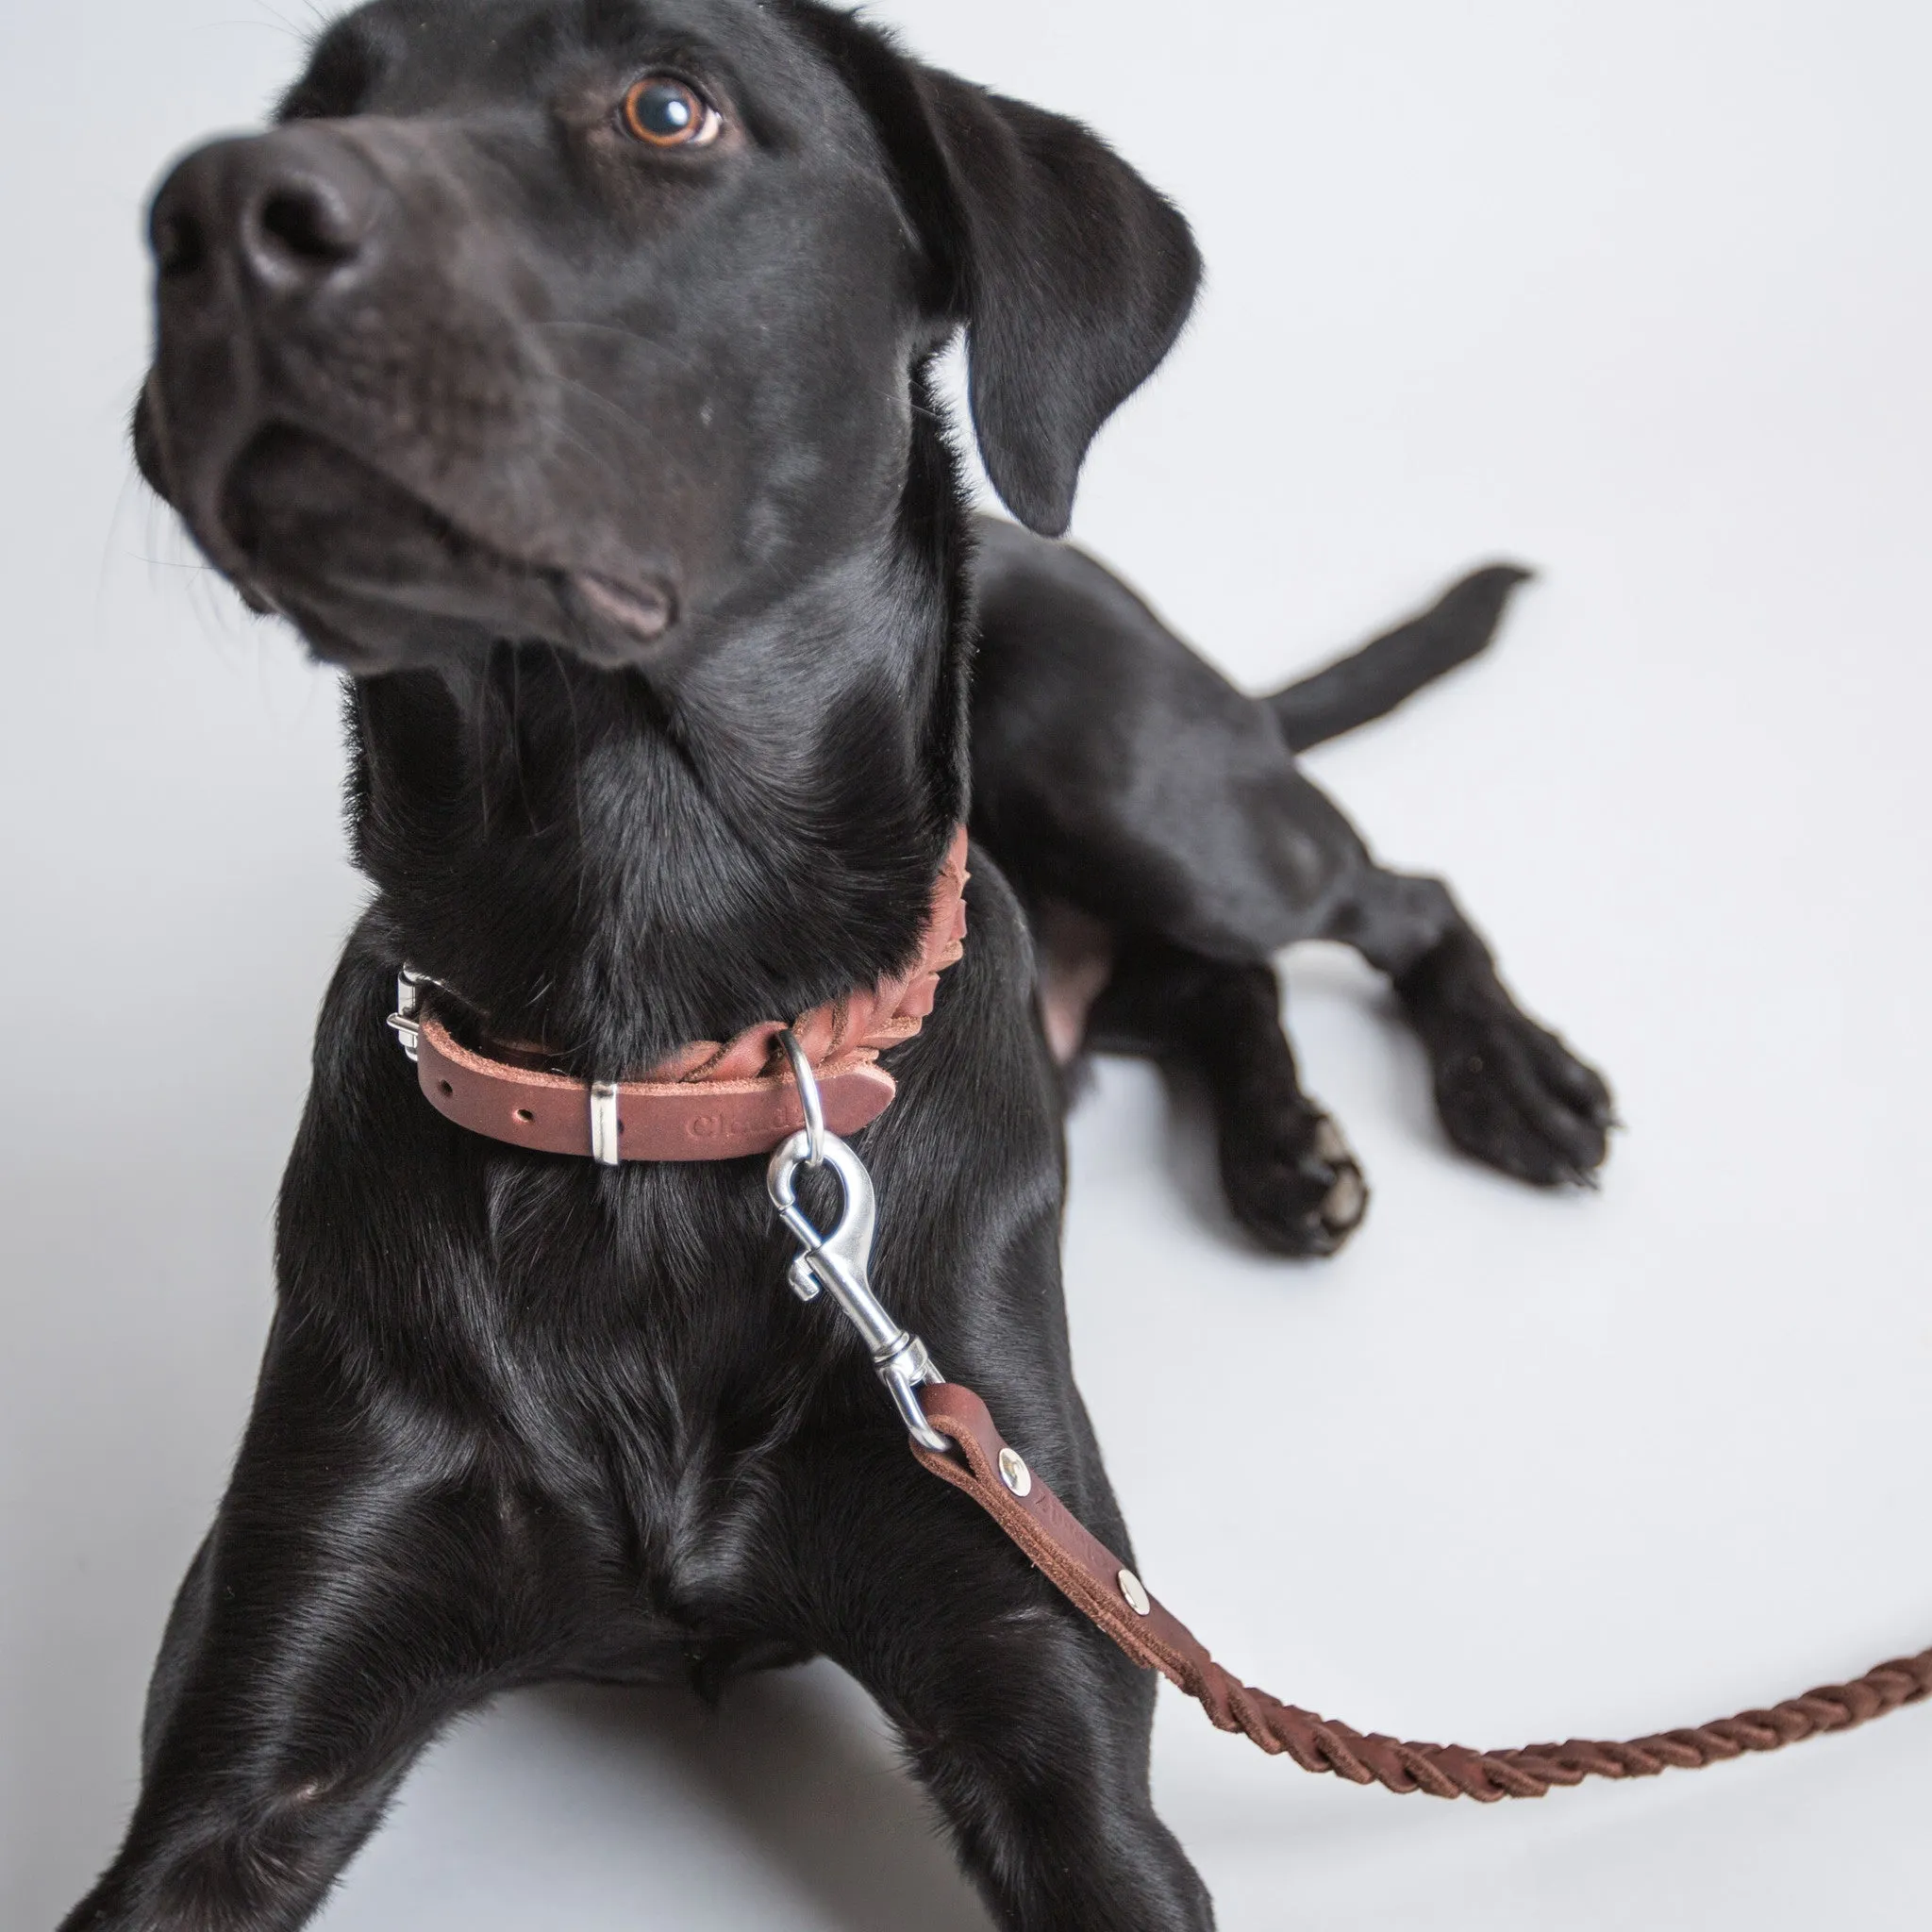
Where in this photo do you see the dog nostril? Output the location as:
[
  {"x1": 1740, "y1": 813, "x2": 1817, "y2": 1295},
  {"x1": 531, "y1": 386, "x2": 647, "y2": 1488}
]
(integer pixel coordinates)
[
  {"x1": 154, "y1": 211, "x2": 206, "y2": 278},
  {"x1": 258, "y1": 186, "x2": 359, "y2": 268}
]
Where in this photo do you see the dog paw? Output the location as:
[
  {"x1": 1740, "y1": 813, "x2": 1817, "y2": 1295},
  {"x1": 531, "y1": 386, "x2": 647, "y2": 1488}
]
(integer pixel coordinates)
[
  {"x1": 1221, "y1": 1108, "x2": 1369, "y2": 1257},
  {"x1": 1428, "y1": 1007, "x2": 1613, "y2": 1187}
]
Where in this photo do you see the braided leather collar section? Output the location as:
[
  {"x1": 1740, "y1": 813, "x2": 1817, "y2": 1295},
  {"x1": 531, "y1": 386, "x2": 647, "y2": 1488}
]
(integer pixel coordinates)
[{"x1": 410, "y1": 826, "x2": 970, "y2": 1163}]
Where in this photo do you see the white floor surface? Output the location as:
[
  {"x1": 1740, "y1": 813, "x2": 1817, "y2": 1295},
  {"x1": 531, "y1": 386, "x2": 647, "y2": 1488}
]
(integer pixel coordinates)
[{"x1": 3, "y1": 3, "x2": 1928, "y2": 1927}]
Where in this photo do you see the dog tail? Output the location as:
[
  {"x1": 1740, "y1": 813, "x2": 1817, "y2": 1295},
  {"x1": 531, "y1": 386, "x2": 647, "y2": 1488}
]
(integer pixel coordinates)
[{"x1": 1270, "y1": 564, "x2": 1533, "y2": 752}]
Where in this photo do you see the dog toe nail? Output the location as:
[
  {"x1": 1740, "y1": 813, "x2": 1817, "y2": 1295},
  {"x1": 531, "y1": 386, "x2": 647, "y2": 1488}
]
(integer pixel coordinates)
[{"x1": 1323, "y1": 1165, "x2": 1367, "y2": 1228}]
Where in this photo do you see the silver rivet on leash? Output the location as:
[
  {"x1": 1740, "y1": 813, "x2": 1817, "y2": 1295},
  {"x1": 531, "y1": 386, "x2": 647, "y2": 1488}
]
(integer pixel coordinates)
[
  {"x1": 767, "y1": 1045, "x2": 948, "y2": 1454},
  {"x1": 998, "y1": 1447, "x2": 1032, "y2": 1497},
  {"x1": 1118, "y1": 1568, "x2": 1151, "y2": 1616},
  {"x1": 589, "y1": 1081, "x2": 622, "y2": 1165}
]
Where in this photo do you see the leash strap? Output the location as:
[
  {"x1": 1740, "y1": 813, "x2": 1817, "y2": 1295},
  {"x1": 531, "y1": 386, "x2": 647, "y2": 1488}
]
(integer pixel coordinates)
[
  {"x1": 758, "y1": 984, "x2": 1931, "y2": 1799},
  {"x1": 909, "y1": 1383, "x2": 1932, "y2": 1801}
]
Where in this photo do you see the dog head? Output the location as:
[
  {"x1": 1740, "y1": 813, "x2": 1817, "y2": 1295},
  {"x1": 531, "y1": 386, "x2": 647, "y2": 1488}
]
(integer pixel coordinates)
[{"x1": 136, "y1": 0, "x2": 1199, "y2": 675}]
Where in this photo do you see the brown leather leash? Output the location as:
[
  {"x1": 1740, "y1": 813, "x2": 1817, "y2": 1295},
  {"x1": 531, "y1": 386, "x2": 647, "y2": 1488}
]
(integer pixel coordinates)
[
  {"x1": 908, "y1": 1381, "x2": 1931, "y2": 1800},
  {"x1": 392, "y1": 839, "x2": 1929, "y2": 1801},
  {"x1": 758, "y1": 1086, "x2": 1930, "y2": 1804}
]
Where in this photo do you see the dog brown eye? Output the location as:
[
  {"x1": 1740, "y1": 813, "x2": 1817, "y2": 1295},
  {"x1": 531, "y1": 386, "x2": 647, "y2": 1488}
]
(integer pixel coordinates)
[{"x1": 621, "y1": 76, "x2": 719, "y2": 148}]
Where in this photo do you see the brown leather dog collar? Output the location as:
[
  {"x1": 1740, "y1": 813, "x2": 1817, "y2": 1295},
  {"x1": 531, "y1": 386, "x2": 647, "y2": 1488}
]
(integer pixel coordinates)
[{"x1": 387, "y1": 828, "x2": 970, "y2": 1164}]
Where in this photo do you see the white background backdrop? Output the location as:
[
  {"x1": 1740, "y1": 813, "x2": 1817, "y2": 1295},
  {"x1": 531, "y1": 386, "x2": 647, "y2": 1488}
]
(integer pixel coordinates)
[{"x1": 3, "y1": 2, "x2": 1929, "y2": 1926}]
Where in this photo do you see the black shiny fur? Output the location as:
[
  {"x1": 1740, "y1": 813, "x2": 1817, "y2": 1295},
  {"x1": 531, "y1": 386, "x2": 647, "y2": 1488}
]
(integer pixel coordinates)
[{"x1": 67, "y1": 4, "x2": 1610, "y2": 1928}]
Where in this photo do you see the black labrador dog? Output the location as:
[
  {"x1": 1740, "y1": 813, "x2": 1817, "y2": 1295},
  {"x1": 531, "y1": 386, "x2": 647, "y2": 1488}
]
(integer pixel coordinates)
[{"x1": 68, "y1": 3, "x2": 1611, "y2": 1927}]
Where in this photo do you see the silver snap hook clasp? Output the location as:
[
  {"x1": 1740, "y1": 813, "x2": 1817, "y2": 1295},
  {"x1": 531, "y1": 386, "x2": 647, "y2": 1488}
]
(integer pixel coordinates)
[{"x1": 766, "y1": 1128, "x2": 948, "y2": 1453}]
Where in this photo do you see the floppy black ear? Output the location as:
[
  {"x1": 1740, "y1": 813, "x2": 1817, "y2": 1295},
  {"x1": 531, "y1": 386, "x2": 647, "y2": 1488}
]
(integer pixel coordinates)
[
  {"x1": 792, "y1": 8, "x2": 1202, "y2": 536},
  {"x1": 913, "y1": 73, "x2": 1202, "y2": 535}
]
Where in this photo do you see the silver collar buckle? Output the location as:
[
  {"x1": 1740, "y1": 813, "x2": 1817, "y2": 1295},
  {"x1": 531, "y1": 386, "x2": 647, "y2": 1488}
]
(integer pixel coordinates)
[{"x1": 386, "y1": 967, "x2": 431, "y2": 1062}]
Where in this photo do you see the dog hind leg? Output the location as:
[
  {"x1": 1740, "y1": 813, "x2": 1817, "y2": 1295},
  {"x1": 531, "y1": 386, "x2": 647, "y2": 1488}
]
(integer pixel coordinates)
[
  {"x1": 1329, "y1": 868, "x2": 1613, "y2": 1185},
  {"x1": 971, "y1": 525, "x2": 1610, "y2": 1195}
]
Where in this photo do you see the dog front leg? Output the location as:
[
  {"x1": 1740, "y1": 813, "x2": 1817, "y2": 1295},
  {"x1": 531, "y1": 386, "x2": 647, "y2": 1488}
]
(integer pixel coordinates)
[
  {"x1": 1086, "y1": 935, "x2": 1369, "y2": 1256},
  {"x1": 58, "y1": 1392, "x2": 543, "y2": 1930},
  {"x1": 793, "y1": 1441, "x2": 1214, "y2": 1932}
]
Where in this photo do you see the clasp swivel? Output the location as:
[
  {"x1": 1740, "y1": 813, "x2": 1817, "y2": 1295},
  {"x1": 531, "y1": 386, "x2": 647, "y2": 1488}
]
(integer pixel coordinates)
[{"x1": 767, "y1": 1122, "x2": 947, "y2": 1454}]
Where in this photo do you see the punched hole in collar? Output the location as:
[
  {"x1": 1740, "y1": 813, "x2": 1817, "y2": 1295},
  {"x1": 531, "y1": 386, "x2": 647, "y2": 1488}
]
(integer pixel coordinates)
[
  {"x1": 438, "y1": 1080, "x2": 454, "y2": 1097},
  {"x1": 513, "y1": 1108, "x2": 533, "y2": 1124}
]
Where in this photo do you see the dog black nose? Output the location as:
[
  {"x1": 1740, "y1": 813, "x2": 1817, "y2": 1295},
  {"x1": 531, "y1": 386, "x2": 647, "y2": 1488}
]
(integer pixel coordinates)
[
  {"x1": 246, "y1": 171, "x2": 371, "y2": 284},
  {"x1": 151, "y1": 128, "x2": 382, "y2": 299}
]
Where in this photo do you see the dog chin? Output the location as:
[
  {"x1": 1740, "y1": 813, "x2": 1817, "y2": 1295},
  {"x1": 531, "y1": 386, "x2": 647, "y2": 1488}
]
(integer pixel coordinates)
[
  {"x1": 130, "y1": 382, "x2": 175, "y2": 508},
  {"x1": 199, "y1": 423, "x2": 679, "y2": 673}
]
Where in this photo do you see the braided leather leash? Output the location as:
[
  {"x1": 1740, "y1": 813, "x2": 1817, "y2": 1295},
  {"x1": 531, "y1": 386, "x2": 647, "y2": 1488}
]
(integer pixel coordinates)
[
  {"x1": 911, "y1": 1383, "x2": 1932, "y2": 1801},
  {"x1": 761, "y1": 1103, "x2": 1927, "y2": 1804}
]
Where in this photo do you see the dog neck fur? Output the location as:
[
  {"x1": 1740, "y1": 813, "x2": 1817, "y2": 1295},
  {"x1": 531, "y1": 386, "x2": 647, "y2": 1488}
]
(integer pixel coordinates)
[{"x1": 345, "y1": 357, "x2": 974, "y2": 1082}]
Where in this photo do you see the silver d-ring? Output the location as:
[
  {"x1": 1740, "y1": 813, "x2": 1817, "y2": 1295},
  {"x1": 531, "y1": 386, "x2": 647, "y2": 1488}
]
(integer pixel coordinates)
[{"x1": 776, "y1": 1028, "x2": 826, "y2": 1168}]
